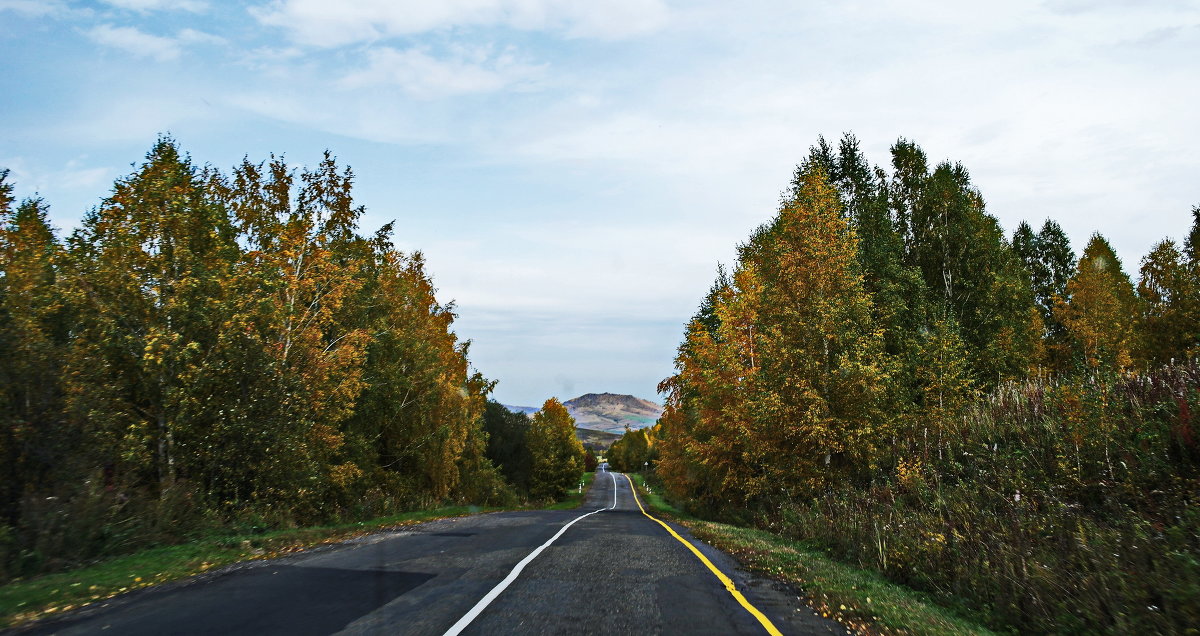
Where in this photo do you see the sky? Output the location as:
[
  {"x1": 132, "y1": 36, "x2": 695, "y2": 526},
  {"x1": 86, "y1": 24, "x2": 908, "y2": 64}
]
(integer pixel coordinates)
[{"x1": 2, "y1": 0, "x2": 1198, "y2": 407}]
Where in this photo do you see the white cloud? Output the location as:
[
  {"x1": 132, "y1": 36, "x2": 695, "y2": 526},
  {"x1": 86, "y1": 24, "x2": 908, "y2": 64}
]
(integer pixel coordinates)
[
  {"x1": 0, "y1": 156, "x2": 113, "y2": 220},
  {"x1": 0, "y1": 0, "x2": 73, "y2": 17},
  {"x1": 85, "y1": 24, "x2": 224, "y2": 61},
  {"x1": 340, "y1": 46, "x2": 543, "y2": 97},
  {"x1": 251, "y1": 0, "x2": 669, "y2": 47},
  {"x1": 177, "y1": 27, "x2": 225, "y2": 46},
  {"x1": 101, "y1": 0, "x2": 207, "y2": 12},
  {"x1": 87, "y1": 24, "x2": 182, "y2": 60}
]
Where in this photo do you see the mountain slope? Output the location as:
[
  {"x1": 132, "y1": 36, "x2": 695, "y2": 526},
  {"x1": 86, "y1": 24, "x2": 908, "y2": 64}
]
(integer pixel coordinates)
[{"x1": 564, "y1": 392, "x2": 662, "y2": 434}]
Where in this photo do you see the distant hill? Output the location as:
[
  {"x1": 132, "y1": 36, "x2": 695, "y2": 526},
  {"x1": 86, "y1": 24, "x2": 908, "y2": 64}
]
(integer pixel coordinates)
[
  {"x1": 502, "y1": 404, "x2": 540, "y2": 416},
  {"x1": 564, "y1": 392, "x2": 662, "y2": 435},
  {"x1": 503, "y1": 393, "x2": 663, "y2": 436}
]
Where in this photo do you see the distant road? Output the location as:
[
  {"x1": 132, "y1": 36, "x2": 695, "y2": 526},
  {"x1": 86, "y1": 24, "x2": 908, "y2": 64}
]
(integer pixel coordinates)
[{"x1": 15, "y1": 469, "x2": 844, "y2": 635}]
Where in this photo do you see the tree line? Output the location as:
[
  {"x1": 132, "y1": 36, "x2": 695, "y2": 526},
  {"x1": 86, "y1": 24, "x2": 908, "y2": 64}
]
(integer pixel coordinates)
[
  {"x1": 0, "y1": 139, "x2": 584, "y2": 581},
  {"x1": 606, "y1": 425, "x2": 656, "y2": 473},
  {"x1": 648, "y1": 134, "x2": 1200, "y2": 633}
]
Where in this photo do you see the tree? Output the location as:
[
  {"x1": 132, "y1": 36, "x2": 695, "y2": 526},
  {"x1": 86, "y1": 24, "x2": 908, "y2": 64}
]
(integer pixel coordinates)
[
  {"x1": 0, "y1": 181, "x2": 70, "y2": 524},
  {"x1": 1138, "y1": 239, "x2": 1197, "y2": 366},
  {"x1": 1185, "y1": 205, "x2": 1200, "y2": 265},
  {"x1": 888, "y1": 138, "x2": 929, "y2": 252},
  {"x1": 659, "y1": 159, "x2": 891, "y2": 509},
  {"x1": 749, "y1": 160, "x2": 890, "y2": 499},
  {"x1": 1013, "y1": 221, "x2": 1073, "y2": 320},
  {"x1": 62, "y1": 138, "x2": 240, "y2": 497},
  {"x1": 657, "y1": 265, "x2": 764, "y2": 510},
  {"x1": 1055, "y1": 234, "x2": 1139, "y2": 371},
  {"x1": 1038, "y1": 221, "x2": 1076, "y2": 369},
  {"x1": 913, "y1": 317, "x2": 976, "y2": 460},
  {"x1": 481, "y1": 401, "x2": 533, "y2": 493},
  {"x1": 907, "y1": 158, "x2": 1038, "y2": 384},
  {"x1": 608, "y1": 426, "x2": 657, "y2": 473},
  {"x1": 527, "y1": 398, "x2": 585, "y2": 501},
  {"x1": 830, "y1": 135, "x2": 927, "y2": 419}
]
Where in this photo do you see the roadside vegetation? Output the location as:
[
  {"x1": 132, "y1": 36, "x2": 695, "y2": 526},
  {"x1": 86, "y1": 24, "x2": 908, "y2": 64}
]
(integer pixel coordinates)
[
  {"x1": 617, "y1": 134, "x2": 1200, "y2": 634},
  {"x1": 0, "y1": 141, "x2": 586, "y2": 592},
  {"x1": 627, "y1": 474, "x2": 995, "y2": 636}
]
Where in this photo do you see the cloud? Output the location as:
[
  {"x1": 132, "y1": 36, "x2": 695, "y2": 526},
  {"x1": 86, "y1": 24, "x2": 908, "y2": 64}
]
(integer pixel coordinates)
[
  {"x1": 101, "y1": 0, "x2": 207, "y2": 12},
  {"x1": 340, "y1": 46, "x2": 544, "y2": 97},
  {"x1": 85, "y1": 24, "x2": 224, "y2": 61},
  {"x1": 0, "y1": 156, "x2": 113, "y2": 215},
  {"x1": 0, "y1": 0, "x2": 73, "y2": 17},
  {"x1": 87, "y1": 24, "x2": 182, "y2": 60},
  {"x1": 251, "y1": 0, "x2": 669, "y2": 47},
  {"x1": 177, "y1": 28, "x2": 225, "y2": 46}
]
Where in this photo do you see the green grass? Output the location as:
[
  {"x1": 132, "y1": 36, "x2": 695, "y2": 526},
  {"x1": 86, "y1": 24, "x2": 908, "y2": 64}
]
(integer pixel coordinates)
[
  {"x1": 627, "y1": 475, "x2": 997, "y2": 636},
  {"x1": 0, "y1": 504, "x2": 503, "y2": 628},
  {"x1": 628, "y1": 473, "x2": 685, "y2": 516}
]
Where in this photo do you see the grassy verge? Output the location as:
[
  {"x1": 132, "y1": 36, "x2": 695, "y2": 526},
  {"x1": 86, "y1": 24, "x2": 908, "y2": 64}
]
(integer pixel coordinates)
[
  {"x1": 628, "y1": 473, "x2": 685, "y2": 516},
  {"x1": 628, "y1": 475, "x2": 996, "y2": 636},
  {"x1": 0, "y1": 504, "x2": 503, "y2": 628},
  {"x1": 541, "y1": 471, "x2": 595, "y2": 510}
]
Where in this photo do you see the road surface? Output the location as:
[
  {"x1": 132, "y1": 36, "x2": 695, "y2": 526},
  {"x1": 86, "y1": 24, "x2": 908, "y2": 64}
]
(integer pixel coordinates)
[{"x1": 14, "y1": 470, "x2": 845, "y2": 635}]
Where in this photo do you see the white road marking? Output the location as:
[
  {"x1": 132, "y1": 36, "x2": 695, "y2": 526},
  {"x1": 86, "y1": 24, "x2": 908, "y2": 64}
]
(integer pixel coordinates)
[{"x1": 441, "y1": 472, "x2": 619, "y2": 636}]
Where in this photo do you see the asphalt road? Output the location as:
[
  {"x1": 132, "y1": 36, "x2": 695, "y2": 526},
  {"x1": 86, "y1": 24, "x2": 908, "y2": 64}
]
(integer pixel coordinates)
[{"x1": 14, "y1": 470, "x2": 846, "y2": 635}]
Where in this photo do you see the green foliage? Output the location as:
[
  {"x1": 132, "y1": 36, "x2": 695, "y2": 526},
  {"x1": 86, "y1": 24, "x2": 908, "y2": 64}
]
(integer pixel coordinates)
[
  {"x1": 0, "y1": 139, "x2": 523, "y2": 582},
  {"x1": 0, "y1": 187, "x2": 70, "y2": 531},
  {"x1": 656, "y1": 134, "x2": 1200, "y2": 634},
  {"x1": 769, "y1": 367, "x2": 1200, "y2": 634},
  {"x1": 1139, "y1": 237, "x2": 1200, "y2": 367},
  {"x1": 526, "y1": 398, "x2": 585, "y2": 501},
  {"x1": 607, "y1": 425, "x2": 657, "y2": 473},
  {"x1": 658, "y1": 156, "x2": 889, "y2": 512},
  {"x1": 481, "y1": 400, "x2": 533, "y2": 493}
]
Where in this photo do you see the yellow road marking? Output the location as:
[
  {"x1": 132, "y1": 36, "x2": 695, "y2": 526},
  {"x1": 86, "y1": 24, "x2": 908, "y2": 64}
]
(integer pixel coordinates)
[{"x1": 622, "y1": 474, "x2": 784, "y2": 636}]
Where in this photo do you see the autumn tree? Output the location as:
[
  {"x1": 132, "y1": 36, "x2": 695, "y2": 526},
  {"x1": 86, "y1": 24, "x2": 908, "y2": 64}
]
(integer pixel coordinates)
[
  {"x1": 1055, "y1": 234, "x2": 1139, "y2": 371},
  {"x1": 0, "y1": 139, "x2": 527, "y2": 579},
  {"x1": 608, "y1": 426, "x2": 657, "y2": 473},
  {"x1": 61, "y1": 139, "x2": 241, "y2": 499},
  {"x1": 527, "y1": 398, "x2": 585, "y2": 501},
  {"x1": 748, "y1": 161, "x2": 890, "y2": 499},
  {"x1": 656, "y1": 266, "x2": 764, "y2": 510},
  {"x1": 658, "y1": 159, "x2": 891, "y2": 510}
]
